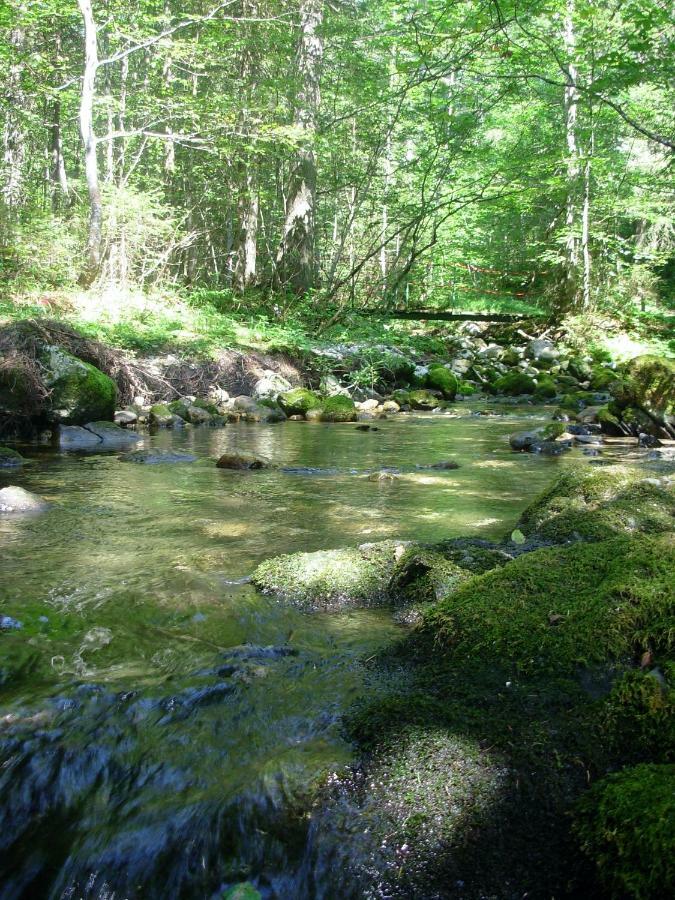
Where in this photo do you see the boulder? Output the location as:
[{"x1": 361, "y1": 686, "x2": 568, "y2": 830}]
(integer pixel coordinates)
[
  {"x1": 0, "y1": 447, "x2": 25, "y2": 468},
  {"x1": 41, "y1": 347, "x2": 116, "y2": 425},
  {"x1": 526, "y1": 339, "x2": 558, "y2": 362},
  {"x1": 533, "y1": 376, "x2": 557, "y2": 400},
  {"x1": 319, "y1": 395, "x2": 358, "y2": 422},
  {"x1": 426, "y1": 366, "x2": 458, "y2": 400},
  {"x1": 0, "y1": 486, "x2": 48, "y2": 513},
  {"x1": 216, "y1": 452, "x2": 271, "y2": 470},
  {"x1": 57, "y1": 421, "x2": 141, "y2": 449},
  {"x1": 611, "y1": 355, "x2": 675, "y2": 435},
  {"x1": 409, "y1": 389, "x2": 441, "y2": 411},
  {"x1": 319, "y1": 374, "x2": 351, "y2": 397},
  {"x1": 114, "y1": 409, "x2": 137, "y2": 426},
  {"x1": 492, "y1": 371, "x2": 536, "y2": 396},
  {"x1": 149, "y1": 404, "x2": 176, "y2": 427},
  {"x1": 382, "y1": 400, "x2": 401, "y2": 413},
  {"x1": 278, "y1": 388, "x2": 322, "y2": 417},
  {"x1": 252, "y1": 370, "x2": 292, "y2": 401}
]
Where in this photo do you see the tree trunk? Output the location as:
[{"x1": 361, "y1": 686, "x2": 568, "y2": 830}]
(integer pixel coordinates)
[
  {"x1": 2, "y1": 27, "x2": 27, "y2": 214},
  {"x1": 77, "y1": 0, "x2": 103, "y2": 287},
  {"x1": 275, "y1": 0, "x2": 323, "y2": 296},
  {"x1": 561, "y1": 0, "x2": 581, "y2": 309},
  {"x1": 49, "y1": 99, "x2": 69, "y2": 207}
]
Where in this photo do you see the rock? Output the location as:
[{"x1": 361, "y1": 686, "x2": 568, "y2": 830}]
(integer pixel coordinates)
[
  {"x1": 515, "y1": 465, "x2": 675, "y2": 543},
  {"x1": 611, "y1": 355, "x2": 675, "y2": 436},
  {"x1": 450, "y1": 358, "x2": 473, "y2": 376},
  {"x1": 534, "y1": 376, "x2": 557, "y2": 399},
  {"x1": 356, "y1": 424, "x2": 378, "y2": 431},
  {"x1": 647, "y1": 447, "x2": 675, "y2": 462},
  {"x1": 0, "y1": 486, "x2": 48, "y2": 513},
  {"x1": 232, "y1": 396, "x2": 259, "y2": 413},
  {"x1": 252, "y1": 370, "x2": 292, "y2": 401},
  {"x1": 319, "y1": 395, "x2": 358, "y2": 422},
  {"x1": 114, "y1": 409, "x2": 137, "y2": 427},
  {"x1": 574, "y1": 433, "x2": 603, "y2": 445},
  {"x1": 216, "y1": 452, "x2": 271, "y2": 470},
  {"x1": 576, "y1": 406, "x2": 603, "y2": 425},
  {"x1": 305, "y1": 408, "x2": 324, "y2": 422},
  {"x1": 426, "y1": 366, "x2": 458, "y2": 400},
  {"x1": 58, "y1": 421, "x2": 141, "y2": 449},
  {"x1": 509, "y1": 430, "x2": 544, "y2": 451},
  {"x1": 417, "y1": 460, "x2": 460, "y2": 470},
  {"x1": 184, "y1": 404, "x2": 213, "y2": 425},
  {"x1": 492, "y1": 371, "x2": 536, "y2": 396},
  {"x1": 40, "y1": 347, "x2": 116, "y2": 425},
  {"x1": 149, "y1": 404, "x2": 176, "y2": 427},
  {"x1": 207, "y1": 386, "x2": 230, "y2": 404},
  {"x1": 357, "y1": 399, "x2": 380, "y2": 411},
  {"x1": 409, "y1": 389, "x2": 441, "y2": 410},
  {"x1": 0, "y1": 447, "x2": 25, "y2": 468},
  {"x1": 368, "y1": 471, "x2": 397, "y2": 482},
  {"x1": 597, "y1": 407, "x2": 624, "y2": 436},
  {"x1": 120, "y1": 450, "x2": 197, "y2": 464},
  {"x1": 478, "y1": 344, "x2": 503, "y2": 361},
  {"x1": 278, "y1": 388, "x2": 322, "y2": 417},
  {"x1": 357, "y1": 411, "x2": 378, "y2": 421},
  {"x1": 319, "y1": 374, "x2": 351, "y2": 397},
  {"x1": 245, "y1": 404, "x2": 286, "y2": 424},
  {"x1": 382, "y1": 400, "x2": 400, "y2": 413},
  {"x1": 526, "y1": 339, "x2": 558, "y2": 362},
  {"x1": 252, "y1": 540, "x2": 410, "y2": 610}
]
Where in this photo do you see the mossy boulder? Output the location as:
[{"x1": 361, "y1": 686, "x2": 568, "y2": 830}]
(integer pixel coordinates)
[
  {"x1": 589, "y1": 365, "x2": 617, "y2": 392},
  {"x1": 597, "y1": 406, "x2": 624, "y2": 436},
  {"x1": 252, "y1": 540, "x2": 409, "y2": 610},
  {"x1": 533, "y1": 376, "x2": 557, "y2": 400},
  {"x1": 599, "y1": 668, "x2": 675, "y2": 763},
  {"x1": 149, "y1": 403, "x2": 177, "y2": 427},
  {"x1": 515, "y1": 466, "x2": 675, "y2": 544},
  {"x1": 492, "y1": 371, "x2": 536, "y2": 396},
  {"x1": 426, "y1": 366, "x2": 458, "y2": 400},
  {"x1": 568, "y1": 358, "x2": 593, "y2": 382},
  {"x1": 421, "y1": 534, "x2": 675, "y2": 675},
  {"x1": 391, "y1": 389, "x2": 411, "y2": 407},
  {"x1": 41, "y1": 347, "x2": 116, "y2": 425},
  {"x1": 389, "y1": 548, "x2": 474, "y2": 605},
  {"x1": 409, "y1": 389, "x2": 441, "y2": 411},
  {"x1": 611, "y1": 355, "x2": 675, "y2": 432},
  {"x1": 278, "y1": 388, "x2": 322, "y2": 417},
  {"x1": 0, "y1": 447, "x2": 24, "y2": 468},
  {"x1": 319, "y1": 395, "x2": 357, "y2": 422},
  {"x1": 574, "y1": 763, "x2": 675, "y2": 899}
]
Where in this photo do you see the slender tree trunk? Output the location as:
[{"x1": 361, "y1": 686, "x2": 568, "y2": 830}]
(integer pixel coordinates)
[
  {"x1": 49, "y1": 99, "x2": 69, "y2": 206},
  {"x1": 233, "y1": 0, "x2": 259, "y2": 293},
  {"x1": 2, "y1": 27, "x2": 27, "y2": 214},
  {"x1": 275, "y1": 0, "x2": 323, "y2": 295},
  {"x1": 561, "y1": 0, "x2": 581, "y2": 308},
  {"x1": 77, "y1": 0, "x2": 103, "y2": 286}
]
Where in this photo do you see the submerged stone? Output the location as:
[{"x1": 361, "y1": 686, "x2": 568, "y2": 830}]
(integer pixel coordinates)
[
  {"x1": 0, "y1": 485, "x2": 48, "y2": 513},
  {"x1": 0, "y1": 447, "x2": 25, "y2": 467},
  {"x1": 216, "y1": 452, "x2": 271, "y2": 470},
  {"x1": 120, "y1": 450, "x2": 197, "y2": 465},
  {"x1": 252, "y1": 540, "x2": 410, "y2": 610},
  {"x1": 58, "y1": 422, "x2": 141, "y2": 449}
]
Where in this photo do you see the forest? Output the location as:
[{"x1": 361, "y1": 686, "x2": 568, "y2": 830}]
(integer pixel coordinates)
[{"x1": 0, "y1": 2, "x2": 673, "y2": 899}]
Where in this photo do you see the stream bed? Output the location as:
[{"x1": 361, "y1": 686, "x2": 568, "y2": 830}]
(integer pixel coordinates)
[{"x1": 0, "y1": 407, "x2": 618, "y2": 898}]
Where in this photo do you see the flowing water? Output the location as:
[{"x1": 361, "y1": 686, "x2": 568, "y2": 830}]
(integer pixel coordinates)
[{"x1": 0, "y1": 407, "x2": 603, "y2": 898}]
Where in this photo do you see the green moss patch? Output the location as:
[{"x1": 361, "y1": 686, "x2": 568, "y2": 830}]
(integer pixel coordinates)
[
  {"x1": 420, "y1": 534, "x2": 675, "y2": 675},
  {"x1": 426, "y1": 366, "x2": 458, "y2": 399},
  {"x1": 515, "y1": 466, "x2": 675, "y2": 544},
  {"x1": 319, "y1": 395, "x2": 357, "y2": 422},
  {"x1": 252, "y1": 540, "x2": 409, "y2": 610},
  {"x1": 492, "y1": 371, "x2": 536, "y2": 396},
  {"x1": 278, "y1": 388, "x2": 322, "y2": 417},
  {"x1": 574, "y1": 763, "x2": 675, "y2": 898},
  {"x1": 0, "y1": 446, "x2": 24, "y2": 467}
]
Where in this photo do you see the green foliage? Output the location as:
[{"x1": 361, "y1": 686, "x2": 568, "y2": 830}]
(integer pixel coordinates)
[
  {"x1": 574, "y1": 764, "x2": 675, "y2": 898},
  {"x1": 600, "y1": 668, "x2": 675, "y2": 763}
]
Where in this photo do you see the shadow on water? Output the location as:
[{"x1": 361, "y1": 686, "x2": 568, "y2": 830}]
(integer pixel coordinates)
[{"x1": 0, "y1": 408, "x2": 600, "y2": 898}]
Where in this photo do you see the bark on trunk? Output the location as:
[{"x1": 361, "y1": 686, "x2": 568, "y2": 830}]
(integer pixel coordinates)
[
  {"x1": 78, "y1": 0, "x2": 103, "y2": 287},
  {"x1": 275, "y1": 0, "x2": 323, "y2": 296},
  {"x1": 2, "y1": 27, "x2": 27, "y2": 213},
  {"x1": 561, "y1": 0, "x2": 581, "y2": 309}
]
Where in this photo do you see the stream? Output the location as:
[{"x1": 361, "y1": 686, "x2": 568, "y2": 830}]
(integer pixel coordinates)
[{"x1": 0, "y1": 407, "x2": 610, "y2": 898}]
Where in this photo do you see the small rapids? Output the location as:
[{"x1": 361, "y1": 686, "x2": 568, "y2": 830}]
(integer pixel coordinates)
[{"x1": 0, "y1": 408, "x2": 593, "y2": 897}]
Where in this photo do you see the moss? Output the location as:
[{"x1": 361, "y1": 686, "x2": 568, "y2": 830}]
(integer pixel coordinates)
[
  {"x1": 597, "y1": 406, "x2": 624, "y2": 435},
  {"x1": 492, "y1": 371, "x2": 536, "y2": 396},
  {"x1": 573, "y1": 763, "x2": 675, "y2": 899},
  {"x1": 278, "y1": 388, "x2": 322, "y2": 417},
  {"x1": 0, "y1": 446, "x2": 24, "y2": 467},
  {"x1": 568, "y1": 358, "x2": 593, "y2": 381},
  {"x1": 515, "y1": 465, "x2": 675, "y2": 544},
  {"x1": 389, "y1": 547, "x2": 473, "y2": 605},
  {"x1": 391, "y1": 389, "x2": 411, "y2": 406},
  {"x1": 457, "y1": 379, "x2": 477, "y2": 395},
  {"x1": 41, "y1": 347, "x2": 116, "y2": 424},
  {"x1": 167, "y1": 399, "x2": 190, "y2": 419},
  {"x1": 611, "y1": 355, "x2": 675, "y2": 431},
  {"x1": 542, "y1": 422, "x2": 566, "y2": 440},
  {"x1": 589, "y1": 366, "x2": 617, "y2": 392},
  {"x1": 191, "y1": 398, "x2": 220, "y2": 415},
  {"x1": 534, "y1": 376, "x2": 557, "y2": 399},
  {"x1": 426, "y1": 366, "x2": 458, "y2": 399},
  {"x1": 420, "y1": 534, "x2": 675, "y2": 675},
  {"x1": 408, "y1": 389, "x2": 441, "y2": 410},
  {"x1": 222, "y1": 884, "x2": 261, "y2": 900},
  {"x1": 599, "y1": 668, "x2": 674, "y2": 763},
  {"x1": 252, "y1": 540, "x2": 409, "y2": 610},
  {"x1": 149, "y1": 403, "x2": 176, "y2": 426},
  {"x1": 319, "y1": 394, "x2": 357, "y2": 422}
]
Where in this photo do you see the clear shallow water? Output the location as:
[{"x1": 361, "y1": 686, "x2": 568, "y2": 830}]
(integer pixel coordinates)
[{"x1": 0, "y1": 407, "x2": 592, "y2": 898}]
